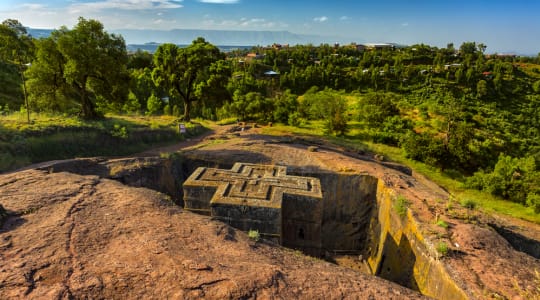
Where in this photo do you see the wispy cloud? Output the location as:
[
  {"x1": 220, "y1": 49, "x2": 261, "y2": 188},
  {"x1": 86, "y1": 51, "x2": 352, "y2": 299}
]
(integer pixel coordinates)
[
  {"x1": 198, "y1": 0, "x2": 240, "y2": 3},
  {"x1": 203, "y1": 17, "x2": 287, "y2": 29},
  {"x1": 20, "y1": 3, "x2": 48, "y2": 10},
  {"x1": 69, "y1": 0, "x2": 183, "y2": 13},
  {"x1": 340, "y1": 16, "x2": 350, "y2": 21},
  {"x1": 401, "y1": 22, "x2": 409, "y2": 27},
  {"x1": 313, "y1": 16, "x2": 328, "y2": 22}
]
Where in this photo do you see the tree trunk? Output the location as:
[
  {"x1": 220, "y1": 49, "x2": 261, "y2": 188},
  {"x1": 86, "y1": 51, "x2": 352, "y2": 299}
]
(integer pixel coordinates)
[
  {"x1": 19, "y1": 68, "x2": 29, "y2": 123},
  {"x1": 79, "y1": 77, "x2": 98, "y2": 119},
  {"x1": 183, "y1": 99, "x2": 191, "y2": 122}
]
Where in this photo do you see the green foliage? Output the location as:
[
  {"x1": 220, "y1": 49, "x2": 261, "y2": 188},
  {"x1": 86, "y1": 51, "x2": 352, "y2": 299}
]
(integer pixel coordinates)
[
  {"x1": 123, "y1": 92, "x2": 141, "y2": 114},
  {"x1": 466, "y1": 155, "x2": 539, "y2": 208},
  {"x1": 395, "y1": 195, "x2": 410, "y2": 217},
  {"x1": 436, "y1": 242, "x2": 449, "y2": 257},
  {"x1": 272, "y1": 90, "x2": 298, "y2": 123},
  {"x1": 146, "y1": 94, "x2": 162, "y2": 116},
  {"x1": 402, "y1": 131, "x2": 446, "y2": 168},
  {"x1": 110, "y1": 124, "x2": 128, "y2": 139},
  {"x1": 527, "y1": 194, "x2": 540, "y2": 214},
  {"x1": 152, "y1": 38, "x2": 224, "y2": 121},
  {"x1": 357, "y1": 92, "x2": 400, "y2": 127},
  {"x1": 25, "y1": 18, "x2": 129, "y2": 119},
  {"x1": 460, "y1": 199, "x2": 477, "y2": 210},
  {"x1": 248, "y1": 229, "x2": 260, "y2": 242},
  {"x1": 300, "y1": 88, "x2": 349, "y2": 135},
  {"x1": 436, "y1": 220, "x2": 449, "y2": 228},
  {"x1": 533, "y1": 80, "x2": 540, "y2": 93}
]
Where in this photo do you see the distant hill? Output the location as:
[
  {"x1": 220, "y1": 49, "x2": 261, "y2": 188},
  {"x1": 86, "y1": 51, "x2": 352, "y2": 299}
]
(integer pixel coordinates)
[
  {"x1": 115, "y1": 29, "x2": 341, "y2": 46},
  {"x1": 26, "y1": 27, "x2": 349, "y2": 48}
]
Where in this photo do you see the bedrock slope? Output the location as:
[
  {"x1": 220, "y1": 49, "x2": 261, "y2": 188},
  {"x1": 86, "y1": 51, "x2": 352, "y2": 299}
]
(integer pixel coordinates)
[{"x1": 0, "y1": 169, "x2": 424, "y2": 299}]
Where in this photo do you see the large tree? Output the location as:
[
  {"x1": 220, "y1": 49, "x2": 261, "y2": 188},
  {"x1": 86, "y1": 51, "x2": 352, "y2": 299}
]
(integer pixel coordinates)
[
  {"x1": 0, "y1": 19, "x2": 33, "y2": 122},
  {"x1": 25, "y1": 30, "x2": 71, "y2": 112},
  {"x1": 31, "y1": 17, "x2": 129, "y2": 118},
  {"x1": 152, "y1": 38, "x2": 224, "y2": 121}
]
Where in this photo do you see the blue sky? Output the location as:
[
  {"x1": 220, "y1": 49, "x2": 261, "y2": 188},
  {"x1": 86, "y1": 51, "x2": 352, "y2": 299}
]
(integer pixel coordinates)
[{"x1": 1, "y1": 0, "x2": 539, "y2": 54}]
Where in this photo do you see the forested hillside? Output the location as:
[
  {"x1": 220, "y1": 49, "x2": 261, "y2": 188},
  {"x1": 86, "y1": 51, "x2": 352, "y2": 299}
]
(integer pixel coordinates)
[{"x1": 1, "y1": 17, "x2": 540, "y2": 213}]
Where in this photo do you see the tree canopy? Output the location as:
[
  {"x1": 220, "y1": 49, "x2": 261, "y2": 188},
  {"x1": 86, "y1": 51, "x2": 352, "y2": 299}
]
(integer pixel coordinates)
[
  {"x1": 26, "y1": 17, "x2": 129, "y2": 118},
  {"x1": 152, "y1": 37, "x2": 224, "y2": 121}
]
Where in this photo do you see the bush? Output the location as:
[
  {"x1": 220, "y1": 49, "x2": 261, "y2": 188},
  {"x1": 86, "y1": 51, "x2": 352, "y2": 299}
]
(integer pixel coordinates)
[
  {"x1": 465, "y1": 154, "x2": 539, "y2": 206},
  {"x1": 146, "y1": 94, "x2": 162, "y2": 115},
  {"x1": 436, "y1": 242, "x2": 449, "y2": 257},
  {"x1": 248, "y1": 229, "x2": 260, "y2": 242},
  {"x1": 395, "y1": 195, "x2": 409, "y2": 217},
  {"x1": 460, "y1": 199, "x2": 477, "y2": 210},
  {"x1": 527, "y1": 194, "x2": 540, "y2": 213},
  {"x1": 436, "y1": 220, "x2": 449, "y2": 228}
]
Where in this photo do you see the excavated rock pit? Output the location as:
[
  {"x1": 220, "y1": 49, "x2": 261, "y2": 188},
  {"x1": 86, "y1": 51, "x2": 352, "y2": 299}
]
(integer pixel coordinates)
[
  {"x1": 5, "y1": 127, "x2": 540, "y2": 299},
  {"x1": 29, "y1": 154, "x2": 467, "y2": 299}
]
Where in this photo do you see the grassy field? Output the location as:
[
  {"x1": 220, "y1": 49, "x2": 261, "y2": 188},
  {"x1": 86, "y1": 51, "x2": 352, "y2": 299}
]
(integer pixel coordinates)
[
  {"x1": 0, "y1": 112, "x2": 208, "y2": 173},
  {"x1": 262, "y1": 121, "x2": 540, "y2": 224}
]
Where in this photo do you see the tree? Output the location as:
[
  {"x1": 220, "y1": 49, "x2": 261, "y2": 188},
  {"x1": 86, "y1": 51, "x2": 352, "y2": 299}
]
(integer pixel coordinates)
[
  {"x1": 357, "y1": 92, "x2": 400, "y2": 127},
  {"x1": 300, "y1": 89, "x2": 349, "y2": 135},
  {"x1": 52, "y1": 17, "x2": 129, "y2": 118},
  {"x1": 476, "y1": 79, "x2": 488, "y2": 98},
  {"x1": 26, "y1": 31, "x2": 71, "y2": 112},
  {"x1": 0, "y1": 19, "x2": 33, "y2": 122},
  {"x1": 152, "y1": 38, "x2": 224, "y2": 121},
  {"x1": 459, "y1": 42, "x2": 477, "y2": 55}
]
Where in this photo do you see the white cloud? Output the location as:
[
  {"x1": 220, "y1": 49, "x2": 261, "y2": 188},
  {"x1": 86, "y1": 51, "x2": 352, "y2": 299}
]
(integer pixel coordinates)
[
  {"x1": 402, "y1": 22, "x2": 409, "y2": 27},
  {"x1": 313, "y1": 16, "x2": 328, "y2": 22},
  {"x1": 198, "y1": 0, "x2": 239, "y2": 3},
  {"x1": 203, "y1": 17, "x2": 286, "y2": 29},
  {"x1": 340, "y1": 16, "x2": 350, "y2": 21},
  {"x1": 68, "y1": 0, "x2": 183, "y2": 13},
  {"x1": 20, "y1": 3, "x2": 48, "y2": 10}
]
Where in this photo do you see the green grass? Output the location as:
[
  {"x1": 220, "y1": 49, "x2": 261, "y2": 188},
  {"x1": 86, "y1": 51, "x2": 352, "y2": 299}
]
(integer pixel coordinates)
[
  {"x1": 436, "y1": 242, "x2": 449, "y2": 257},
  {"x1": 247, "y1": 229, "x2": 260, "y2": 242},
  {"x1": 436, "y1": 220, "x2": 449, "y2": 229},
  {"x1": 395, "y1": 195, "x2": 410, "y2": 217},
  {"x1": 0, "y1": 112, "x2": 209, "y2": 173}
]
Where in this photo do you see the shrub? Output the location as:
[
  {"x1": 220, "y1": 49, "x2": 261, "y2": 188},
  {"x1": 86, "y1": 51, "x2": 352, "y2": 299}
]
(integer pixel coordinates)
[
  {"x1": 248, "y1": 229, "x2": 260, "y2": 242},
  {"x1": 460, "y1": 199, "x2": 477, "y2": 210},
  {"x1": 395, "y1": 195, "x2": 409, "y2": 217},
  {"x1": 436, "y1": 242, "x2": 449, "y2": 256},
  {"x1": 436, "y1": 220, "x2": 449, "y2": 228},
  {"x1": 527, "y1": 194, "x2": 540, "y2": 213},
  {"x1": 146, "y1": 94, "x2": 162, "y2": 115},
  {"x1": 110, "y1": 124, "x2": 128, "y2": 139}
]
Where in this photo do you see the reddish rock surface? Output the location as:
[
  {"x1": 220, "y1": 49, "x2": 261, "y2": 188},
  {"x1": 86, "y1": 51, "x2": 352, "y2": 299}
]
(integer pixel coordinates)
[
  {"x1": 0, "y1": 170, "x2": 424, "y2": 299},
  {"x1": 2, "y1": 124, "x2": 540, "y2": 299}
]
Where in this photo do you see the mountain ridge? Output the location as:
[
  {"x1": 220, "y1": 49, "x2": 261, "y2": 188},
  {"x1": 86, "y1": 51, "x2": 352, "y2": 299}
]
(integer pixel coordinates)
[{"x1": 27, "y1": 27, "x2": 352, "y2": 47}]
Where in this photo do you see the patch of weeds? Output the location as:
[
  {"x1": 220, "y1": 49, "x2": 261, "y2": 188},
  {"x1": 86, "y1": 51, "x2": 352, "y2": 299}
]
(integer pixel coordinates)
[
  {"x1": 395, "y1": 195, "x2": 410, "y2": 217},
  {"x1": 436, "y1": 242, "x2": 449, "y2": 257},
  {"x1": 216, "y1": 117, "x2": 238, "y2": 125},
  {"x1": 248, "y1": 229, "x2": 260, "y2": 242},
  {"x1": 110, "y1": 124, "x2": 128, "y2": 139},
  {"x1": 446, "y1": 197, "x2": 455, "y2": 212},
  {"x1": 436, "y1": 220, "x2": 449, "y2": 229},
  {"x1": 460, "y1": 199, "x2": 477, "y2": 210}
]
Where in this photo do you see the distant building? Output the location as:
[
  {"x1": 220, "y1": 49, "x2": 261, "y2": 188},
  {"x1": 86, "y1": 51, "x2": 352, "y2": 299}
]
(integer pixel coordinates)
[
  {"x1": 246, "y1": 52, "x2": 264, "y2": 60},
  {"x1": 363, "y1": 43, "x2": 396, "y2": 51},
  {"x1": 444, "y1": 63, "x2": 462, "y2": 70}
]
